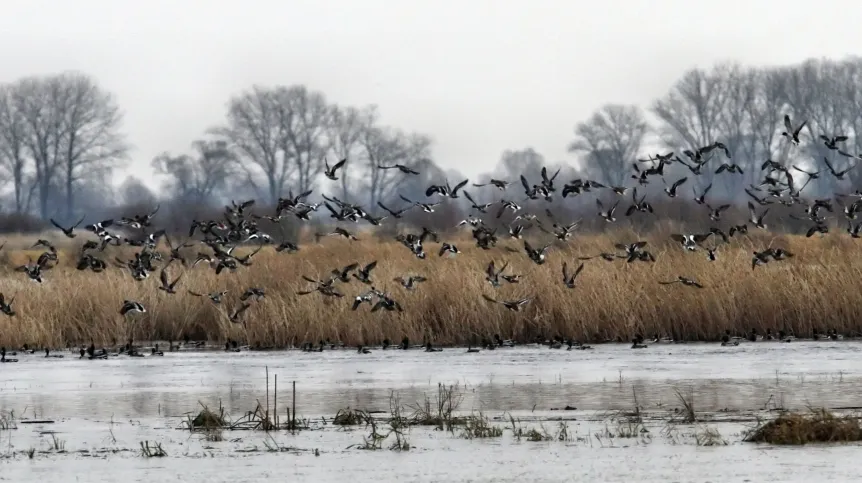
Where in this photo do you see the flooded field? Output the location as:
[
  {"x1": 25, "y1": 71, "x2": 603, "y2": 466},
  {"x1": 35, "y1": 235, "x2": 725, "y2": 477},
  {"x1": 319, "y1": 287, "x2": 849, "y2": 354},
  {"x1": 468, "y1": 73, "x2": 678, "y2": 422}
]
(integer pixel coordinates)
[{"x1": 2, "y1": 341, "x2": 862, "y2": 482}]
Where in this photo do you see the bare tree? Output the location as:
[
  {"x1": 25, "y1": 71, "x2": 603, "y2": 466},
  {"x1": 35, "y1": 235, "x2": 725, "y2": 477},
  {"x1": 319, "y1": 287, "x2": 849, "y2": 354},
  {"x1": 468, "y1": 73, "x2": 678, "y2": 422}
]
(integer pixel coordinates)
[
  {"x1": 713, "y1": 63, "x2": 758, "y2": 194},
  {"x1": 152, "y1": 140, "x2": 236, "y2": 204},
  {"x1": 361, "y1": 127, "x2": 431, "y2": 209},
  {"x1": 211, "y1": 86, "x2": 288, "y2": 204},
  {"x1": 495, "y1": 148, "x2": 545, "y2": 180},
  {"x1": 569, "y1": 104, "x2": 648, "y2": 186},
  {"x1": 58, "y1": 73, "x2": 128, "y2": 217},
  {"x1": 328, "y1": 104, "x2": 376, "y2": 200},
  {"x1": 276, "y1": 85, "x2": 331, "y2": 197},
  {"x1": 12, "y1": 76, "x2": 67, "y2": 220},
  {"x1": 119, "y1": 175, "x2": 157, "y2": 206},
  {"x1": 9, "y1": 72, "x2": 128, "y2": 219},
  {"x1": 0, "y1": 84, "x2": 34, "y2": 213},
  {"x1": 652, "y1": 68, "x2": 728, "y2": 189}
]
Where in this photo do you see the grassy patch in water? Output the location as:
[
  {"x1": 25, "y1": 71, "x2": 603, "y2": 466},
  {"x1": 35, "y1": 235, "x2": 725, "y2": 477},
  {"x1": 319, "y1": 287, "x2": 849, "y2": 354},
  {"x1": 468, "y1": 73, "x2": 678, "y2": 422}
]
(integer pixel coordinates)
[{"x1": 745, "y1": 409, "x2": 862, "y2": 445}]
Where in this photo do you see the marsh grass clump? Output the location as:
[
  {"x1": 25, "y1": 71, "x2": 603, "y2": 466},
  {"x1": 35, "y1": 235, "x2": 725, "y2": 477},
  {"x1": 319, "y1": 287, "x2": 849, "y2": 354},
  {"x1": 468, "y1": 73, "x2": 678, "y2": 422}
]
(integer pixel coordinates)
[
  {"x1": 672, "y1": 388, "x2": 697, "y2": 424},
  {"x1": 0, "y1": 411, "x2": 17, "y2": 430},
  {"x1": 694, "y1": 425, "x2": 727, "y2": 446},
  {"x1": 47, "y1": 433, "x2": 65, "y2": 452},
  {"x1": 409, "y1": 383, "x2": 464, "y2": 430},
  {"x1": 2, "y1": 229, "x2": 862, "y2": 348},
  {"x1": 525, "y1": 426, "x2": 553, "y2": 442},
  {"x1": 333, "y1": 408, "x2": 372, "y2": 426},
  {"x1": 744, "y1": 409, "x2": 862, "y2": 445},
  {"x1": 460, "y1": 412, "x2": 503, "y2": 439},
  {"x1": 140, "y1": 441, "x2": 168, "y2": 457},
  {"x1": 190, "y1": 402, "x2": 226, "y2": 429}
]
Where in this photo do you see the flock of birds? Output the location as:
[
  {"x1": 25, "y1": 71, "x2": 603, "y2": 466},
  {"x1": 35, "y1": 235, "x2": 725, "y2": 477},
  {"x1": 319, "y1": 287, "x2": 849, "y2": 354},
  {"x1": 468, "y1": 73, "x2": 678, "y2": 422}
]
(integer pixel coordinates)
[{"x1": 2, "y1": 114, "x2": 862, "y2": 362}]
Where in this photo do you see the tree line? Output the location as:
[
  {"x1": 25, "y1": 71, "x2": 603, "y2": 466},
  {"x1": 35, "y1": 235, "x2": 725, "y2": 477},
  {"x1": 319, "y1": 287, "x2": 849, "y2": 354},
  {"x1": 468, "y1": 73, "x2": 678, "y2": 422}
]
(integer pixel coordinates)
[{"x1": 0, "y1": 57, "x2": 860, "y2": 231}]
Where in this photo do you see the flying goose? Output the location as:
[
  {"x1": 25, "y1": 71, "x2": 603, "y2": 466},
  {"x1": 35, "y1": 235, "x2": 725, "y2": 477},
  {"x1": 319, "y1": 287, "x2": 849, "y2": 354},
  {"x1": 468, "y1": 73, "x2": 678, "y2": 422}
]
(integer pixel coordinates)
[
  {"x1": 315, "y1": 227, "x2": 359, "y2": 241},
  {"x1": 352, "y1": 289, "x2": 377, "y2": 310},
  {"x1": 747, "y1": 201, "x2": 769, "y2": 229},
  {"x1": 425, "y1": 178, "x2": 469, "y2": 199},
  {"x1": 507, "y1": 223, "x2": 530, "y2": 239},
  {"x1": 745, "y1": 188, "x2": 773, "y2": 206},
  {"x1": 324, "y1": 158, "x2": 347, "y2": 180},
  {"x1": 438, "y1": 243, "x2": 460, "y2": 257},
  {"x1": 352, "y1": 261, "x2": 378, "y2": 284},
  {"x1": 658, "y1": 276, "x2": 703, "y2": 288},
  {"x1": 86, "y1": 219, "x2": 113, "y2": 233},
  {"x1": 495, "y1": 199, "x2": 521, "y2": 218},
  {"x1": 782, "y1": 114, "x2": 807, "y2": 145},
  {"x1": 670, "y1": 233, "x2": 710, "y2": 251},
  {"x1": 158, "y1": 265, "x2": 182, "y2": 294},
  {"x1": 0, "y1": 293, "x2": 15, "y2": 317},
  {"x1": 596, "y1": 198, "x2": 619, "y2": 222},
  {"x1": 377, "y1": 201, "x2": 414, "y2": 219},
  {"x1": 297, "y1": 276, "x2": 343, "y2": 298},
  {"x1": 524, "y1": 240, "x2": 551, "y2": 265},
  {"x1": 120, "y1": 300, "x2": 146, "y2": 316},
  {"x1": 473, "y1": 179, "x2": 510, "y2": 190},
  {"x1": 706, "y1": 203, "x2": 731, "y2": 221},
  {"x1": 820, "y1": 134, "x2": 848, "y2": 150},
  {"x1": 805, "y1": 223, "x2": 829, "y2": 238},
  {"x1": 50, "y1": 216, "x2": 85, "y2": 238},
  {"x1": 462, "y1": 191, "x2": 493, "y2": 213},
  {"x1": 792, "y1": 165, "x2": 822, "y2": 180},
  {"x1": 394, "y1": 275, "x2": 427, "y2": 290},
  {"x1": 371, "y1": 292, "x2": 403, "y2": 312},
  {"x1": 275, "y1": 240, "x2": 300, "y2": 253},
  {"x1": 377, "y1": 163, "x2": 419, "y2": 175},
  {"x1": 399, "y1": 194, "x2": 441, "y2": 213},
  {"x1": 562, "y1": 262, "x2": 585, "y2": 289},
  {"x1": 693, "y1": 183, "x2": 712, "y2": 205},
  {"x1": 228, "y1": 303, "x2": 251, "y2": 324},
  {"x1": 663, "y1": 177, "x2": 687, "y2": 198},
  {"x1": 331, "y1": 263, "x2": 359, "y2": 283},
  {"x1": 578, "y1": 252, "x2": 621, "y2": 262},
  {"x1": 715, "y1": 163, "x2": 744, "y2": 174},
  {"x1": 823, "y1": 157, "x2": 855, "y2": 180},
  {"x1": 614, "y1": 241, "x2": 649, "y2": 262},
  {"x1": 188, "y1": 290, "x2": 228, "y2": 304},
  {"x1": 481, "y1": 294, "x2": 532, "y2": 312},
  {"x1": 240, "y1": 287, "x2": 265, "y2": 301},
  {"x1": 485, "y1": 260, "x2": 508, "y2": 287}
]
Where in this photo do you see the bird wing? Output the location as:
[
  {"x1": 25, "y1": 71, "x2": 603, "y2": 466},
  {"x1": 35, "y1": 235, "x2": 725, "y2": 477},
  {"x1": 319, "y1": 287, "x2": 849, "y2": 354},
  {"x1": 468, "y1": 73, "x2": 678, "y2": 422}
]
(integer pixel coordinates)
[
  {"x1": 452, "y1": 179, "x2": 469, "y2": 193},
  {"x1": 573, "y1": 263, "x2": 585, "y2": 279}
]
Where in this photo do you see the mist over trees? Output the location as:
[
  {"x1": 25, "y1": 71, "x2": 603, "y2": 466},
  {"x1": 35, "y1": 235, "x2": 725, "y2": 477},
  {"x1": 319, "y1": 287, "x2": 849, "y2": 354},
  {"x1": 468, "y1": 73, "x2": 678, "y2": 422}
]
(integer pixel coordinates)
[
  {"x1": 572, "y1": 58, "x2": 862, "y2": 201},
  {"x1": 0, "y1": 57, "x2": 861, "y2": 233}
]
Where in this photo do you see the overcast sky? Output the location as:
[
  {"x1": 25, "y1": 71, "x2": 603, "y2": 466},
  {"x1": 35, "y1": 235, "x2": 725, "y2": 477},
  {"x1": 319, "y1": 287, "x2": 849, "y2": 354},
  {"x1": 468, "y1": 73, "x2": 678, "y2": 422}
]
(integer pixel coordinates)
[{"x1": 2, "y1": 0, "x2": 861, "y2": 187}]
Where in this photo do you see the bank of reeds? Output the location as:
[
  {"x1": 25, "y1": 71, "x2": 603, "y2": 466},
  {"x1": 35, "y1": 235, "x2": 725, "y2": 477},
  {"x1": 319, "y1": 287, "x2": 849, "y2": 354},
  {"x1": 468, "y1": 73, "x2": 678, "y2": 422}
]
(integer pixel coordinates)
[{"x1": 1, "y1": 224, "x2": 862, "y2": 348}]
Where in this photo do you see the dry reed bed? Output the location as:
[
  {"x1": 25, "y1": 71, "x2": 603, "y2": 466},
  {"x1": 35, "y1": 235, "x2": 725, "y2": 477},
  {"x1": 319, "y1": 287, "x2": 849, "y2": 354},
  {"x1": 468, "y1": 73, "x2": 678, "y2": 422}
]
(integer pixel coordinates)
[{"x1": 0, "y1": 227, "x2": 861, "y2": 348}]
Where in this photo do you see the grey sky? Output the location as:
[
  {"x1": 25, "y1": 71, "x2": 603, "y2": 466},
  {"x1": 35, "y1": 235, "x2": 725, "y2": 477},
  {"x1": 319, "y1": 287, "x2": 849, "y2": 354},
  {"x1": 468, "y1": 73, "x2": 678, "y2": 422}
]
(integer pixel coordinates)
[{"x1": 3, "y1": 0, "x2": 861, "y2": 187}]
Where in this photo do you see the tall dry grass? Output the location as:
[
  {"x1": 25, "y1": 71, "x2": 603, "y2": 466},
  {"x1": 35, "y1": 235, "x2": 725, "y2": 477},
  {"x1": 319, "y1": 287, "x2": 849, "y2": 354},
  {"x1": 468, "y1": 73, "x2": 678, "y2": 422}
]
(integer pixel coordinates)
[{"x1": 0, "y1": 222, "x2": 861, "y2": 348}]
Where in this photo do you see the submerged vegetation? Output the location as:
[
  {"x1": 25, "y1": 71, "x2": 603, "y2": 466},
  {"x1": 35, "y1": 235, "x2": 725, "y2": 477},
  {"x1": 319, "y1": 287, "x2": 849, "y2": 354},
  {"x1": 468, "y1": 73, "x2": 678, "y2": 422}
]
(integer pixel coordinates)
[{"x1": 0, "y1": 225, "x2": 861, "y2": 349}]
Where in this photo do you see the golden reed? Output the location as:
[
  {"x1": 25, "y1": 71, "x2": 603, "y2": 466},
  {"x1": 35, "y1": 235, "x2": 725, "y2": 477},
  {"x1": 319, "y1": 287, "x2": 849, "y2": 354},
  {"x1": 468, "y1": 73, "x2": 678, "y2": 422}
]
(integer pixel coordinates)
[{"x1": 0, "y1": 224, "x2": 858, "y2": 349}]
